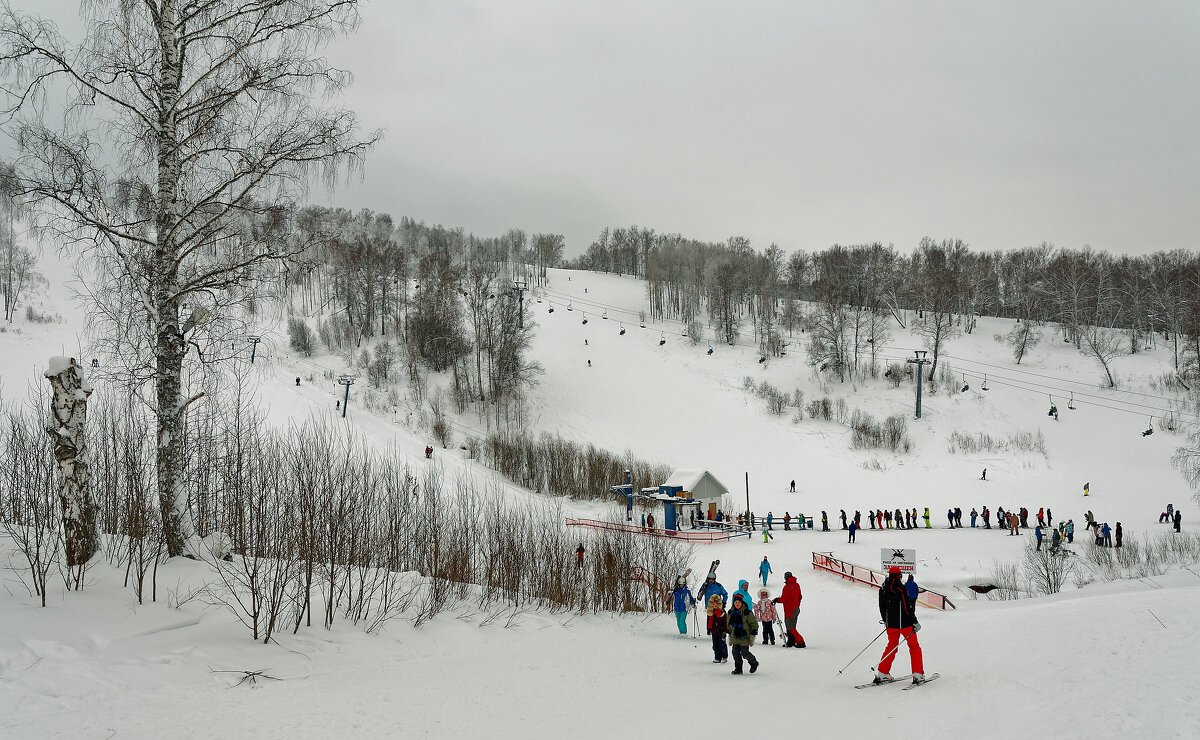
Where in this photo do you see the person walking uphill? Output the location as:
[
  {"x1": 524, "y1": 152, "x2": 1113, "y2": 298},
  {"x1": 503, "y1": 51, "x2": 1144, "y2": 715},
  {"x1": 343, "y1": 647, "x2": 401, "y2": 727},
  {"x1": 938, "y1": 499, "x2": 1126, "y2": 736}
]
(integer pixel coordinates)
[
  {"x1": 727, "y1": 594, "x2": 760, "y2": 674},
  {"x1": 875, "y1": 566, "x2": 925, "y2": 685},
  {"x1": 708, "y1": 595, "x2": 728, "y2": 664},
  {"x1": 734, "y1": 580, "x2": 754, "y2": 609},
  {"x1": 672, "y1": 576, "x2": 695, "y2": 636},
  {"x1": 772, "y1": 571, "x2": 806, "y2": 648},
  {"x1": 759, "y1": 557, "x2": 773, "y2": 586},
  {"x1": 697, "y1": 573, "x2": 727, "y2": 634}
]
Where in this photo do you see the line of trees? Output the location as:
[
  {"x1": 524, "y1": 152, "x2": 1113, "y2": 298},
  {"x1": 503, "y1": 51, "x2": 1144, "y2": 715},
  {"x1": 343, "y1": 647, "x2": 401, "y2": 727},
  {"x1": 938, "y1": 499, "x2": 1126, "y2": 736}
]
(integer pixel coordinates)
[{"x1": 572, "y1": 228, "x2": 1200, "y2": 385}]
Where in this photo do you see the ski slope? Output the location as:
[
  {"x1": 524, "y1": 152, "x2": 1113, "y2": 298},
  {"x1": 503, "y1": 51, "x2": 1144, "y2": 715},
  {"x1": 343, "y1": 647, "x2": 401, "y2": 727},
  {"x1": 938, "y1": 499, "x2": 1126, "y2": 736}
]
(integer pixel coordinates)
[{"x1": 2, "y1": 262, "x2": 1199, "y2": 739}]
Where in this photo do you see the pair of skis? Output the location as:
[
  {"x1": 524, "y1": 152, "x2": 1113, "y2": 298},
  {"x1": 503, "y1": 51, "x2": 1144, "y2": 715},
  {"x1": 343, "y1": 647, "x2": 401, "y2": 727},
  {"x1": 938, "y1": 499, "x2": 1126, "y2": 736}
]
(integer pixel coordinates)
[{"x1": 854, "y1": 673, "x2": 940, "y2": 690}]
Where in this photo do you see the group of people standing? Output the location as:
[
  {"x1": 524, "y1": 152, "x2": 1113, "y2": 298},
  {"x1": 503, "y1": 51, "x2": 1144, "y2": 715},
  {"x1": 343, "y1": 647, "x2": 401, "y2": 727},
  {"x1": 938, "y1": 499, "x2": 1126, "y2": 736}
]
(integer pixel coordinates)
[{"x1": 672, "y1": 563, "x2": 807, "y2": 676}]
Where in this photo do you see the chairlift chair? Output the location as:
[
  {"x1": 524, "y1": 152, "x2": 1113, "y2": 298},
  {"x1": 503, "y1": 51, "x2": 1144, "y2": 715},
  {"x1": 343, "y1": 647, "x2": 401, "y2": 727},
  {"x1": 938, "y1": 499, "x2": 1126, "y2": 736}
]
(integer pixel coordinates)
[
  {"x1": 707, "y1": 342, "x2": 714, "y2": 356},
  {"x1": 961, "y1": 373, "x2": 969, "y2": 393},
  {"x1": 1068, "y1": 393, "x2": 1076, "y2": 410},
  {"x1": 981, "y1": 374, "x2": 989, "y2": 391},
  {"x1": 619, "y1": 323, "x2": 626, "y2": 336},
  {"x1": 567, "y1": 302, "x2": 573, "y2": 311},
  {"x1": 602, "y1": 309, "x2": 608, "y2": 320},
  {"x1": 548, "y1": 302, "x2": 554, "y2": 313},
  {"x1": 1143, "y1": 416, "x2": 1154, "y2": 437},
  {"x1": 582, "y1": 312, "x2": 588, "y2": 325},
  {"x1": 659, "y1": 332, "x2": 666, "y2": 346}
]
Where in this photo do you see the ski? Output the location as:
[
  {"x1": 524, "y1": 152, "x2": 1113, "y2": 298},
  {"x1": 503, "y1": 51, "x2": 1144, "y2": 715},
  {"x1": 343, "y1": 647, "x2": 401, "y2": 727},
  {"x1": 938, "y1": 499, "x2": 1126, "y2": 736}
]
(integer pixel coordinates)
[
  {"x1": 902, "y1": 673, "x2": 940, "y2": 690},
  {"x1": 854, "y1": 674, "x2": 911, "y2": 689},
  {"x1": 707, "y1": 559, "x2": 721, "y2": 575}
]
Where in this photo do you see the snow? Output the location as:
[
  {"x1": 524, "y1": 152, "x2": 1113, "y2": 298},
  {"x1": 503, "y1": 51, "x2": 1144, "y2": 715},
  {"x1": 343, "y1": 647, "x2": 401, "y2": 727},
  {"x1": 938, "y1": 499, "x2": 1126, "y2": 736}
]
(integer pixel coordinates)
[
  {"x1": 2, "y1": 258, "x2": 1200, "y2": 738},
  {"x1": 44, "y1": 355, "x2": 74, "y2": 377}
]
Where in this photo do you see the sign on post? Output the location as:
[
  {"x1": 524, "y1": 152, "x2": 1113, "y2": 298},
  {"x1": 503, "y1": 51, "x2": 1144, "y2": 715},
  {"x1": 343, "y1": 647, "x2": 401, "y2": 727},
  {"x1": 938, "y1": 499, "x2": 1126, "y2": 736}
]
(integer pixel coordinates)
[{"x1": 881, "y1": 548, "x2": 916, "y2": 574}]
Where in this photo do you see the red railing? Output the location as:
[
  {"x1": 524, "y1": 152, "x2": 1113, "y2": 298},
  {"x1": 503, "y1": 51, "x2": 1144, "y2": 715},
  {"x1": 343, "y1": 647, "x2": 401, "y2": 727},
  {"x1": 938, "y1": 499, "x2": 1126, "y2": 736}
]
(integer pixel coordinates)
[
  {"x1": 811, "y1": 552, "x2": 956, "y2": 610},
  {"x1": 565, "y1": 518, "x2": 731, "y2": 543}
]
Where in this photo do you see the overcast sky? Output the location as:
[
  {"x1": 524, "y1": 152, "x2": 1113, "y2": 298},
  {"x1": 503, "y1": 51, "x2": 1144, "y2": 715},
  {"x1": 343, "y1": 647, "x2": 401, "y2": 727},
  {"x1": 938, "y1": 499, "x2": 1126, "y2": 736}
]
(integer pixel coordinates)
[{"x1": 11, "y1": 1, "x2": 1200, "y2": 257}]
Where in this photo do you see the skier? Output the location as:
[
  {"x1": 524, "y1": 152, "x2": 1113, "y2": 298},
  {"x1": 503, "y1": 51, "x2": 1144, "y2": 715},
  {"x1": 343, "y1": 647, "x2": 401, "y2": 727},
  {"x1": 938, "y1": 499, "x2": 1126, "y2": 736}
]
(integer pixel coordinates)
[
  {"x1": 708, "y1": 594, "x2": 728, "y2": 664},
  {"x1": 955, "y1": 507, "x2": 963, "y2": 527},
  {"x1": 894, "y1": 508, "x2": 904, "y2": 530},
  {"x1": 970, "y1": 508, "x2": 978, "y2": 528},
  {"x1": 754, "y1": 588, "x2": 779, "y2": 646},
  {"x1": 822, "y1": 511, "x2": 830, "y2": 532},
  {"x1": 983, "y1": 506, "x2": 991, "y2": 529},
  {"x1": 870, "y1": 510, "x2": 876, "y2": 530},
  {"x1": 884, "y1": 509, "x2": 892, "y2": 529},
  {"x1": 727, "y1": 594, "x2": 759, "y2": 674},
  {"x1": 424, "y1": 445, "x2": 433, "y2": 459},
  {"x1": 874, "y1": 566, "x2": 925, "y2": 685},
  {"x1": 923, "y1": 508, "x2": 931, "y2": 529},
  {"x1": 1035, "y1": 524, "x2": 1043, "y2": 550},
  {"x1": 696, "y1": 572, "x2": 728, "y2": 629},
  {"x1": 981, "y1": 468, "x2": 987, "y2": 480},
  {"x1": 1066, "y1": 519, "x2": 1075, "y2": 543},
  {"x1": 672, "y1": 576, "x2": 695, "y2": 636},
  {"x1": 759, "y1": 556, "x2": 772, "y2": 586},
  {"x1": 877, "y1": 509, "x2": 884, "y2": 529},
  {"x1": 848, "y1": 519, "x2": 858, "y2": 543},
  {"x1": 854, "y1": 510, "x2": 862, "y2": 527},
  {"x1": 732, "y1": 578, "x2": 753, "y2": 607},
  {"x1": 840, "y1": 509, "x2": 848, "y2": 530},
  {"x1": 587, "y1": 359, "x2": 591, "y2": 367},
  {"x1": 790, "y1": 480, "x2": 796, "y2": 493},
  {"x1": 771, "y1": 571, "x2": 805, "y2": 648},
  {"x1": 1174, "y1": 510, "x2": 1182, "y2": 533}
]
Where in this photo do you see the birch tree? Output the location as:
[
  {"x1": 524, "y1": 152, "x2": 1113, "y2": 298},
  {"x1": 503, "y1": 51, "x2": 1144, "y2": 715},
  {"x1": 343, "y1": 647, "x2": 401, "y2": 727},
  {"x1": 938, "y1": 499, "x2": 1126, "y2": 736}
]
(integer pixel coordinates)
[
  {"x1": 1, "y1": 0, "x2": 378, "y2": 556},
  {"x1": 44, "y1": 356, "x2": 99, "y2": 572}
]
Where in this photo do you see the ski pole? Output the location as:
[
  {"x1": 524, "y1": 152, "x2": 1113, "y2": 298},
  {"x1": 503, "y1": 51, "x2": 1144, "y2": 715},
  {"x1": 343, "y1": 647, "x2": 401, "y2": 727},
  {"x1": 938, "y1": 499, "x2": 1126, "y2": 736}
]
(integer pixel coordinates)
[
  {"x1": 836, "y1": 628, "x2": 886, "y2": 674},
  {"x1": 692, "y1": 602, "x2": 698, "y2": 640}
]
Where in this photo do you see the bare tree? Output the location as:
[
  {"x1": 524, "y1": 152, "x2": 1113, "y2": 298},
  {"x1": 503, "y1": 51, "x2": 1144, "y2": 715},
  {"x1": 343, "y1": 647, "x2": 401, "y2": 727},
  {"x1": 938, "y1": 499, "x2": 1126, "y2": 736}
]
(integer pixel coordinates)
[
  {"x1": 1, "y1": 0, "x2": 379, "y2": 556},
  {"x1": 43, "y1": 356, "x2": 99, "y2": 571},
  {"x1": 1002, "y1": 321, "x2": 1042, "y2": 364},
  {"x1": 1079, "y1": 325, "x2": 1124, "y2": 388}
]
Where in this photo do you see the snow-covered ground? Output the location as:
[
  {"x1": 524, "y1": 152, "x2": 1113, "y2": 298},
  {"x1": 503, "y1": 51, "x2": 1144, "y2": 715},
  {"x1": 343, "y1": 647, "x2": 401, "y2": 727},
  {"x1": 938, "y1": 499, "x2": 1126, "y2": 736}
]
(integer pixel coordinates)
[{"x1": 3, "y1": 263, "x2": 1199, "y2": 739}]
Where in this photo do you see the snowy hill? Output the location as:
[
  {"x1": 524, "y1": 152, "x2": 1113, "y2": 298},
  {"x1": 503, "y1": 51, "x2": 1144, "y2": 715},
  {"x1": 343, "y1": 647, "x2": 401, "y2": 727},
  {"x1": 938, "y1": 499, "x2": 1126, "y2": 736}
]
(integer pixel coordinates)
[{"x1": 2, "y1": 262, "x2": 1200, "y2": 739}]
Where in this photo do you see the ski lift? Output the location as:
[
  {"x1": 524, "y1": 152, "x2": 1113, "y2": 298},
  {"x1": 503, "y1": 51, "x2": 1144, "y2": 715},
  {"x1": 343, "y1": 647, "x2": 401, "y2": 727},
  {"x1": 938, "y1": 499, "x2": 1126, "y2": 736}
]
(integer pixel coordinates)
[
  {"x1": 602, "y1": 309, "x2": 608, "y2": 320},
  {"x1": 1047, "y1": 396, "x2": 1058, "y2": 417},
  {"x1": 981, "y1": 374, "x2": 989, "y2": 391},
  {"x1": 681, "y1": 326, "x2": 688, "y2": 336},
  {"x1": 1142, "y1": 416, "x2": 1154, "y2": 437},
  {"x1": 1167, "y1": 412, "x2": 1177, "y2": 432},
  {"x1": 582, "y1": 312, "x2": 588, "y2": 325},
  {"x1": 960, "y1": 373, "x2": 969, "y2": 393},
  {"x1": 1067, "y1": 393, "x2": 1076, "y2": 410},
  {"x1": 567, "y1": 302, "x2": 573, "y2": 311},
  {"x1": 707, "y1": 342, "x2": 714, "y2": 356},
  {"x1": 659, "y1": 332, "x2": 666, "y2": 346},
  {"x1": 640, "y1": 321, "x2": 646, "y2": 328},
  {"x1": 548, "y1": 302, "x2": 554, "y2": 314},
  {"x1": 619, "y1": 323, "x2": 626, "y2": 336}
]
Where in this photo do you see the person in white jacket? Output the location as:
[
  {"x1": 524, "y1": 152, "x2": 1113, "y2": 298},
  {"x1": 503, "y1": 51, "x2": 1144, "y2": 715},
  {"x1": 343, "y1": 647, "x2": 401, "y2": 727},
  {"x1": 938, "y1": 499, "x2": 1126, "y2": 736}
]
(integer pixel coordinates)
[{"x1": 753, "y1": 588, "x2": 780, "y2": 646}]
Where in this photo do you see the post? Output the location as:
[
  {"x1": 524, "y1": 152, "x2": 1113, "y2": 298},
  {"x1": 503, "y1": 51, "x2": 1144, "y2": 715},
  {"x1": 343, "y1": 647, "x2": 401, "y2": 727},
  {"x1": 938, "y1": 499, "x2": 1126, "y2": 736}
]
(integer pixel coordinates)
[
  {"x1": 338, "y1": 375, "x2": 354, "y2": 418},
  {"x1": 745, "y1": 472, "x2": 750, "y2": 523},
  {"x1": 44, "y1": 357, "x2": 99, "y2": 568},
  {"x1": 906, "y1": 350, "x2": 930, "y2": 419},
  {"x1": 248, "y1": 335, "x2": 261, "y2": 364}
]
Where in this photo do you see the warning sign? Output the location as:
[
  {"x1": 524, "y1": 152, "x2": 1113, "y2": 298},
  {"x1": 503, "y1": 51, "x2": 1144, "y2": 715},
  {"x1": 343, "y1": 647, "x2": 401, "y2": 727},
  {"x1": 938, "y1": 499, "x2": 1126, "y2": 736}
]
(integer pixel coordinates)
[{"x1": 881, "y1": 548, "x2": 916, "y2": 574}]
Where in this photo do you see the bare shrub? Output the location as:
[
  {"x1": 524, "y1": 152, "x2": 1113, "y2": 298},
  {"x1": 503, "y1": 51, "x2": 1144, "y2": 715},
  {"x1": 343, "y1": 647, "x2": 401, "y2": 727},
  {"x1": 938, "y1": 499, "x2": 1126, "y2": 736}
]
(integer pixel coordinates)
[{"x1": 1023, "y1": 542, "x2": 1075, "y2": 595}]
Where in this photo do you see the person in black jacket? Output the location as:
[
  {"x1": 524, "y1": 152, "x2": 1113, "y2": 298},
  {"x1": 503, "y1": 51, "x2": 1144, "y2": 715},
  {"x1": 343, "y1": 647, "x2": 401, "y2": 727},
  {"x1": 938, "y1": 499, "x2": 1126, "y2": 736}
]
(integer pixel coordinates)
[{"x1": 875, "y1": 566, "x2": 925, "y2": 684}]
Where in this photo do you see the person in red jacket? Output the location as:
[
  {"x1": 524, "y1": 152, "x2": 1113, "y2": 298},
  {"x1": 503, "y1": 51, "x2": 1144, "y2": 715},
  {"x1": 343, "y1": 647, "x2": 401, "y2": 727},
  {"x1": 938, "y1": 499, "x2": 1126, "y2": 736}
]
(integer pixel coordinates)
[
  {"x1": 771, "y1": 571, "x2": 805, "y2": 648},
  {"x1": 875, "y1": 566, "x2": 925, "y2": 684}
]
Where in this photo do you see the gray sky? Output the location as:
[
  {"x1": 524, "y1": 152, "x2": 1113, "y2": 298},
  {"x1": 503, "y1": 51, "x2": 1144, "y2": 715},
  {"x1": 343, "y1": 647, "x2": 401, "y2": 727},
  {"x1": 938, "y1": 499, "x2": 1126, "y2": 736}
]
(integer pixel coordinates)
[
  {"x1": 11, "y1": 1, "x2": 1200, "y2": 257},
  {"x1": 321, "y1": 0, "x2": 1200, "y2": 256}
]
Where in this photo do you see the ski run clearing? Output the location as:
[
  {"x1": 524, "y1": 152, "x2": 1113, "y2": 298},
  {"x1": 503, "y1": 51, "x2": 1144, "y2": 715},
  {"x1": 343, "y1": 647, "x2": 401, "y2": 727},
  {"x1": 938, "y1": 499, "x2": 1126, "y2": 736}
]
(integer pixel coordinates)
[{"x1": 2, "y1": 264, "x2": 1199, "y2": 739}]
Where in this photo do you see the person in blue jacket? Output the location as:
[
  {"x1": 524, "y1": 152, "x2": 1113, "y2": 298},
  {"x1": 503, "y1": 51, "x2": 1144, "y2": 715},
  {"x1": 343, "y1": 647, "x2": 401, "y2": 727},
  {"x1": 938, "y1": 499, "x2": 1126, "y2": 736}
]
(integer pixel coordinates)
[
  {"x1": 759, "y1": 556, "x2": 772, "y2": 586},
  {"x1": 905, "y1": 574, "x2": 919, "y2": 609},
  {"x1": 696, "y1": 572, "x2": 727, "y2": 633},
  {"x1": 672, "y1": 576, "x2": 695, "y2": 636},
  {"x1": 733, "y1": 579, "x2": 754, "y2": 608}
]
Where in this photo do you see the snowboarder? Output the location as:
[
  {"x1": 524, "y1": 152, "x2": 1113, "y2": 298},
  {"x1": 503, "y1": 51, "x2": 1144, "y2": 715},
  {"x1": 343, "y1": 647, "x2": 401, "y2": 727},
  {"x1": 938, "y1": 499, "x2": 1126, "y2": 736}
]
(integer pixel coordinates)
[
  {"x1": 762, "y1": 526, "x2": 773, "y2": 544},
  {"x1": 708, "y1": 594, "x2": 728, "y2": 663},
  {"x1": 848, "y1": 519, "x2": 858, "y2": 543},
  {"x1": 1115, "y1": 522, "x2": 1123, "y2": 548},
  {"x1": 790, "y1": 480, "x2": 796, "y2": 493},
  {"x1": 981, "y1": 468, "x2": 987, "y2": 480},
  {"x1": 727, "y1": 594, "x2": 759, "y2": 674},
  {"x1": 759, "y1": 556, "x2": 772, "y2": 586},
  {"x1": 672, "y1": 576, "x2": 695, "y2": 636},
  {"x1": 772, "y1": 571, "x2": 805, "y2": 648},
  {"x1": 1101, "y1": 523, "x2": 1112, "y2": 547},
  {"x1": 1047, "y1": 508, "x2": 1053, "y2": 528},
  {"x1": 1066, "y1": 519, "x2": 1075, "y2": 543},
  {"x1": 874, "y1": 566, "x2": 925, "y2": 685},
  {"x1": 923, "y1": 508, "x2": 931, "y2": 529},
  {"x1": 1035, "y1": 524, "x2": 1044, "y2": 550},
  {"x1": 1009, "y1": 512, "x2": 1020, "y2": 535},
  {"x1": 754, "y1": 588, "x2": 779, "y2": 646},
  {"x1": 955, "y1": 507, "x2": 963, "y2": 527},
  {"x1": 1174, "y1": 510, "x2": 1182, "y2": 533},
  {"x1": 1050, "y1": 528, "x2": 1062, "y2": 553},
  {"x1": 295, "y1": 377, "x2": 301, "y2": 386},
  {"x1": 946, "y1": 509, "x2": 954, "y2": 529},
  {"x1": 970, "y1": 508, "x2": 978, "y2": 527},
  {"x1": 1084, "y1": 481, "x2": 1090, "y2": 496},
  {"x1": 1038, "y1": 508, "x2": 1045, "y2": 528}
]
